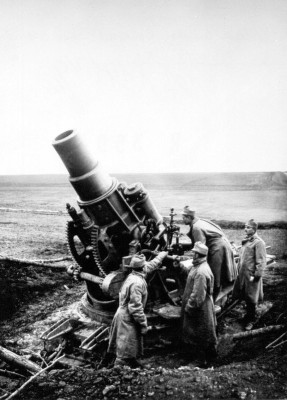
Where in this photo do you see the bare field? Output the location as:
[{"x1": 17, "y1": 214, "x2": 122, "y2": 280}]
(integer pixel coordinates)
[
  {"x1": 0, "y1": 209, "x2": 286, "y2": 262},
  {"x1": 0, "y1": 183, "x2": 286, "y2": 222},
  {"x1": 149, "y1": 188, "x2": 287, "y2": 222},
  {"x1": 0, "y1": 182, "x2": 286, "y2": 259}
]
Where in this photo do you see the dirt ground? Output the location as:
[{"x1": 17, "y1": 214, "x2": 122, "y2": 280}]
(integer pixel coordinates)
[{"x1": 0, "y1": 223, "x2": 287, "y2": 399}]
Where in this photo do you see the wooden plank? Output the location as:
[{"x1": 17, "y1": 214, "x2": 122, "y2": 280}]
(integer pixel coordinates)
[{"x1": 0, "y1": 346, "x2": 41, "y2": 374}]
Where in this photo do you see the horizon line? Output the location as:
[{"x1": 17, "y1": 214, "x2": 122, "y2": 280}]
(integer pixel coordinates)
[{"x1": 0, "y1": 170, "x2": 286, "y2": 177}]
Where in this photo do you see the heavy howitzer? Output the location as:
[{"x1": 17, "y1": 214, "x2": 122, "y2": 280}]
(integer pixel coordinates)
[
  {"x1": 52, "y1": 130, "x2": 183, "y2": 327},
  {"x1": 44, "y1": 129, "x2": 276, "y2": 365}
]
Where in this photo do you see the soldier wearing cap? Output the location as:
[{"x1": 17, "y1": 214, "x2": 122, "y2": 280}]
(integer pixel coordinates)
[
  {"x1": 232, "y1": 219, "x2": 267, "y2": 331},
  {"x1": 181, "y1": 206, "x2": 237, "y2": 301},
  {"x1": 108, "y1": 251, "x2": 168, "y2": 368},
  {"x1": 179, "y1": 241, "x2": 217, "y2": 367}
]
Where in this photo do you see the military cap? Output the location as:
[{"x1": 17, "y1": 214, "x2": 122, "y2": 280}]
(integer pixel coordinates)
[
  {"x1": 192, "y1": 241, "x2": 208, "y2": 256},
  {"x1": 182, "y1": 206, "x2": 195, "y2": 217},
  {"x1": 247, "y1": 219, "x2": 258, "y2": 231},
  {"x1": 128, "y1": 254, "x2": 146, "y2": 269}
]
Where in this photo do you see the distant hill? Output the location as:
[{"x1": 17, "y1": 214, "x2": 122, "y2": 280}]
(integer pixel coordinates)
[
  {"x1": 0, "y1": 171, "x2": 286, "y2": 190},
  {"x1": 115, "y1": 171, "x2": 287, "y2": 190},
  {"x1": 0, "y1": 174, "x2": 71, "y2": 187},
  {"x1": 178, "y1": 171, "x2": 287, "y2": 190}
]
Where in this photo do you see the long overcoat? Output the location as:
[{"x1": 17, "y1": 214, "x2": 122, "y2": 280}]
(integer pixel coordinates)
[
  {"x1": 108, "y1": 252, "x2": 166, "y2": 360},
  {"x1": 188, "y1": 218, "x2": 237, "y2": 289},
  {"x1": 181, "y1": 258, "x2": 217, "y2": 350},
  {"x1": 232, "y1": 234, "x2": 266, "y2": 304}
]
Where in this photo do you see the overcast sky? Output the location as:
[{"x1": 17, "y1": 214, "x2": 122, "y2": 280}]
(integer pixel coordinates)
[{"x1": 0, "y1": 0, "x2": 286, "y2": 175}]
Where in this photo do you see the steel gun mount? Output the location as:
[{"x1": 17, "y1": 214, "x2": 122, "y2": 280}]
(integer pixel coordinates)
[{"x1": 52, "y1": 130, "x2": 184, "y2": 330}]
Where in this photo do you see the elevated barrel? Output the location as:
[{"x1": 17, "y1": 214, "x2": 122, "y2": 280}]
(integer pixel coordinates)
[
  {"x1": 52, "y1": 129, "x2": 141, "y2": 232},
  {"x1": 52, "y1": 130, "x2": 114, "y2": 201}
]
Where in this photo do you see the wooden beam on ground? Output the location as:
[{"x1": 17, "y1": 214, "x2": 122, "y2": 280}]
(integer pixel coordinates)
[
  {"x1": 231, "y1": 325, "x2": 285, "y2": 341},
  {"x1": 0, "y1": 346, "x2": 41, "y2": 374}
]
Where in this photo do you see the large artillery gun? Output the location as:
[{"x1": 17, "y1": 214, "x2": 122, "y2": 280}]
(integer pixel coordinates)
[
  {"x1": 51, "y1": 130, "x2": 183, "y2": 318},
  {"x1": 41, "y1": 129, "x2": 275, "y2": 367},
  {"x1": 41, "y1": 129, "x2": 189, "y2": 365}
]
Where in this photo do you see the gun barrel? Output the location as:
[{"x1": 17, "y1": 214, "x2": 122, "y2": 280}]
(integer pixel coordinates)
[
  {"x1": 52, "y1": 130, "x2": 114, "y2": 202},
  {"x1": 53, "y1": 129, "x2": 141, "y2": 232}
]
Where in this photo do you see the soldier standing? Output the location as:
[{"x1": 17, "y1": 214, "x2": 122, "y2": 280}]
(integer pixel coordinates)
[
  {"x1": 181, "y1": 206, "x2": 237, "y2": 301},
  {"x1": 232, "y1": 219, "x2": 267, "y2": 331},
  {"x1": 176, "y1": 241, "x2": 217, "y2": 367},
  {"x1": 108, "y1": 251, "x2": 168, "y2": 368}
]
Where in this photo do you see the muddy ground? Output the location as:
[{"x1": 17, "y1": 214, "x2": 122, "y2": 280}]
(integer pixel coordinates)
[{"x1": 0, "y1": 226, "x2": 287, "y2": 399}]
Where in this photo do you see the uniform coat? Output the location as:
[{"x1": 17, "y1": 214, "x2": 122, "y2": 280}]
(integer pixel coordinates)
[
  {"x1": 232, "y1": 233, "x2": 267, "y2": 304},
  {"x1": 181, "y1": 258, "x2": 217, "y2": 350},
  {"x1": 188, "y1": 218, "x2": 237, "y2": 290},
  {"x1": 108, "y1": 253, "x2": 166, "y2": 360}
]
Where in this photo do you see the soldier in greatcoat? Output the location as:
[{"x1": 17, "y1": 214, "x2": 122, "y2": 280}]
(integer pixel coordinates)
[
  {"x1": 108, "y1": 251, "x2": 168, "y2": 368},
  {"x1": 181, "y1": 206, "x2": 237, "y2": 301},
  {"x1": 232, "y1": 219, "x2": 267, "y2": 330},
  {"x1": 175, "y1": 241, "x2": 217, "y2": 367}
]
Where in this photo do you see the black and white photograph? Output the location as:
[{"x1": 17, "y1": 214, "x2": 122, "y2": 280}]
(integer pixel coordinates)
[{"x1": 0, "y1": 1, "x2": 286, "y2": 399}]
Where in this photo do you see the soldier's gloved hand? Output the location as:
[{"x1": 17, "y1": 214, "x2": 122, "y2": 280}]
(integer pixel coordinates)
[
  {"x1": 159, "y1": 251, "x2": 169, "y2": 258},
  {"x1": 140, "y1": 326, "x2": 148, "y2": 336}
]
